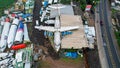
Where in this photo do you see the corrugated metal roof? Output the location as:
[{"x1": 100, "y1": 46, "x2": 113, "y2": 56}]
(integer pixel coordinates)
[
  {"x1": 60, "y1": 15, "x2": 88, "y2": 49},
  {"x1": 50, "y1": 5, "x2": 74, "y2": 18}
]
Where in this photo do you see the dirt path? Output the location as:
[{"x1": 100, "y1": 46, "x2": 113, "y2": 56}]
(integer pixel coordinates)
[{"x1": 31, "y1": 0, "x2": 45, "y2": 45}]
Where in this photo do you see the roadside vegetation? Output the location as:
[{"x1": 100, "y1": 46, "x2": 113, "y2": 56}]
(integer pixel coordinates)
[
  {"x1": 0, "y1": 0, "x2": 15, "y2": 17},
  {"x1": 60, "y1": 0, "x2": 71, "y2": 4},
  {"x1": 60, "y1": 0, "x2": 99, "y2": 11},
  {"x1": 111, "y1": 8, "x2": 120, "y2": 17},
  {"x1": 111, "y1": 8, "x2": 120, "y2": 47},
  {"x1": 115, "y1": 31, "x2": 120, "y2": 47}
]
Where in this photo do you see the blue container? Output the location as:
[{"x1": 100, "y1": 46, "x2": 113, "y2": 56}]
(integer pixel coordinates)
[{"x1": 22, "y1": 13, "x2": 31, "y2": 18}]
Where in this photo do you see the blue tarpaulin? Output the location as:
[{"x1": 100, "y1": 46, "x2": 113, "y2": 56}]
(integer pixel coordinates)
[
  {"x1": 44, "y1": 1, "x2": 48, "y2": 7},
  {"x1": 40, "y1": 9, "x2": 43, "y2": 15},
  {"x1": 62, "y1": 31, "x2": 72, "y2": 36},
  {"x1": 19, "y1": 21, "x2": 24, "y2": 29},
  {"x1": 65, "y1": 52, "x2": 78, "y2": 58},
  {"x1": 44, "y1": 31, "x2": 53, "y2": 36},
  {"x1": 22, "y1": 13, "x2": 31, "y2": 18}
]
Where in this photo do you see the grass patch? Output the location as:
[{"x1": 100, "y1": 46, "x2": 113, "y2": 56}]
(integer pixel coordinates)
[
  {"x1": 48, "y1": 36, "x2": 54, "y2": 45},
  {"x1": 60, "y1": 55, "x2": 83, "y2": 64},
  {"x1": 38, "y1": 61, "x2": 51, "y2": 68}
]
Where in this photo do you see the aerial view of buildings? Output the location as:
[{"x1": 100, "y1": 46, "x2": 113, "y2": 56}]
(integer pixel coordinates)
[{"x1": 0, "y1": 0, "x2": 120, "y2": 68}]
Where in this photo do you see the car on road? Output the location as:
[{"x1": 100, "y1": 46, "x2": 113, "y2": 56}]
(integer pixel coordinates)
[
  {"x1": 103, "y1": 42, "x2": 107, "y2": 46},
  {"x1": 100, "y1": 20, "x2": 103, "y2": 26}
]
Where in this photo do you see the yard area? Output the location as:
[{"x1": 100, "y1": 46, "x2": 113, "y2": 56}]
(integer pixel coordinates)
[{"x1": 37, "y1": 56, "x2": 84, "y2": 68}]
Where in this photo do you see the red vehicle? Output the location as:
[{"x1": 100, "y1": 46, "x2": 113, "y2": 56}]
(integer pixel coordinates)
[{"x1": 11, "y1": 43, "x2": 26, "y2": 50}]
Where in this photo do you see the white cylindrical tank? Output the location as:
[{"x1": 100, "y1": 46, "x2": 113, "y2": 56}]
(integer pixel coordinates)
[
  {"x1": 7, "y1": 25, "x2": 18, "y2": 48},
  {"x1": 0, "y1": 22, "x2": 3, "y2": 35},
  {"x1": 0, "y1": 18, "x2": 11, "y2": 52},
  {"x1": 24, "y1": 23, "x2": 30, "y2": 42},
  {"x1": 12, "y1": 18, "x2": 19, "y2": 25},
  {"x1": 14, "y1": 21, "x2": 24, "y2": 43},
  {"x1": 0, "y1": 53, "x2": 13, "y2": 58},
  {"x1": 0, "y1": 58, "x2": 11, "y2": 65},
  {"x1": 1, "y1": 20, "x2": 5, "y2": 26},
  {"x1": 54, "y1": 0, "x2": 58, "y2": 3},
  {"x1": 7, "y1": 18, "x2": 20, "y2": 48},
  {"x1": 0, "y1": 21, "x2": 5, "y2": 35}
]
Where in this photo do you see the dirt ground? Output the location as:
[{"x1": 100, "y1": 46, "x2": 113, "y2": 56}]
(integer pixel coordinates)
[
  {"x1": 34, "y1": 39, "x2": 85, "y2": 68},
  {"x1": 38, "y1": 56, "x2": 85, "y2": 68}
]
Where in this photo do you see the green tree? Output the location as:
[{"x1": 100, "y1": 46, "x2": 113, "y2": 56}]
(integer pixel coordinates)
[
  {"x1": 0, "y1": 0, "x2": 14, "y2": 17},
  {"x1": 78, "y1": 0, "x2": 87, "y2": 11},
  {"x1": 60, "y1": 0, "x2": 71, "y2": 4}
]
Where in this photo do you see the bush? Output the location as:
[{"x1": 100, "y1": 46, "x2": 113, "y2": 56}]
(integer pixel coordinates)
[
  {"x1": 79, "y1": 0, "x2": 86, "y2": 11},
  {"x1": 115, "y1": 31, "x2": 120, "y2": 39},
  {"x1": 117, "y1": 39, "x2": 120, "y2": 47}
]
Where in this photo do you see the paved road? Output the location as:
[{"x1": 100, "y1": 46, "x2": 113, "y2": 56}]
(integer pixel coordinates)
[
  {"x1": 99, "y1": 0, "x2": 120, "y2": 67},
  {"x1": 99, "y1": 0, "x2": 113, "y2": 68},
  {"x1": 95, "y1": 4, "x2": 109, "y2": 68}
]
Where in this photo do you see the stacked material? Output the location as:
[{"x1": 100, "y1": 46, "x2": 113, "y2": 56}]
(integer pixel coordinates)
[
  {"x1": 0, "y1": 17, "x2": 31, "y2": 52},
  {"x1": 0, "y1": 0, "x2": 34, "y2": 68}
]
